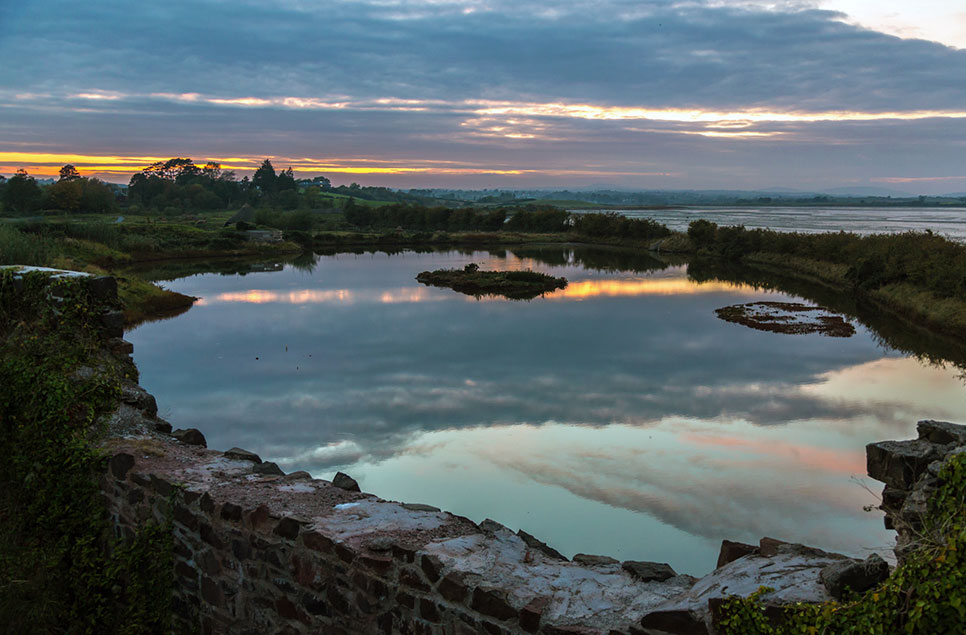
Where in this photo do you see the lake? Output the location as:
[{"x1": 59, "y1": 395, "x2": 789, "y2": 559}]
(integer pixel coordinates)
[
  {"x1": 582, "y1": 207, "x2": 966, "y2": 241},
  {"x1": 127, "y1": 246, "x2": 966, "y2": 575}
]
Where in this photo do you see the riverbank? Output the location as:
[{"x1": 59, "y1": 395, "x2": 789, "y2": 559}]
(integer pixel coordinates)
[{"x1": 3, "y1": 210, "x2": 966, "y2": 345}]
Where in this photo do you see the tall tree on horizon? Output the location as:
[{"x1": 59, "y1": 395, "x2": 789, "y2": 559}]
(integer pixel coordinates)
[
  {"x1": 58, "y1": 164, "x2": 81, "y2": 182},
  {"x1": 252, "y1": 159, "x2": 278, "y2": 194}
]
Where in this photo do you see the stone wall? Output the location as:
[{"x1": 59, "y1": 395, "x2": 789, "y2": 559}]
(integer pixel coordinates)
[
  {"x1": 10, "y1": 268, "x2": 960, "y2": 634},
  {"x1": 867, "y1": 419, "x2": 966, "y2": 563}
]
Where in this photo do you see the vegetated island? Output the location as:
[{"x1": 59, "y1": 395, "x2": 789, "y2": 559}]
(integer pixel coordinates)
[
  {"x1": 415, "y1": 263, "x2": 567, "y2": 300},
  {"x1": 715, "y1": 301, "x2": 856, "y2": 337}
]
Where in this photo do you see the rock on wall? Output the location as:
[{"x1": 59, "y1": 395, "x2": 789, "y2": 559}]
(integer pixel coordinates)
[{"x1": 867, "y1": 419, "x2": 966, "y2": 563}]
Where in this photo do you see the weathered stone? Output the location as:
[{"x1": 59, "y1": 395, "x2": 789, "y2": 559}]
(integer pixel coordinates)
[
  {"x1": 867, "y1": 439, "x2": 940, "y2": 489},
  {"x1": 285, "y1": 470, "x2": 313, "y2": 481},
  {"x1": 362, "y1": 536, "x2": 393, "y2": 553},
  {"x1": 572, "y1": 554, "x2": 619, "y2": 566},
  {"x1": 520, "y1": 596, "x2": 548, "y2": 633},
  {"x1": 120, "y1": 383, "x2": 157, "y2": 415},
  {"x1": 254, "y1": 461, "x2": 285, "y2": 476},
  {"x1": 172, "y1": 428, "x2": 207, "y2": 447},
  {"x1": 917, "y1": 420, "x2": 966, "y2": 445},
  {"x1": 480, "y1": 621, "x2": 504, "y2": 635},
  {"x1": 199, "y1": 492, "x2": 215, "y2": 514},
  {"x1": 639, "y1": 609, "x2": 707, "y2": 634},
  {"x1": 225, "y1": 447, "x2": 262, "y2": 463},
  {"x1": 325, "y1": 586, "x2": 351, "y2": 614},
  {"x1": 400, "y1": 568, "x2": 430, "y2": 592},
  {"x1": 479, "y1": 518, "x2": 509, "y2": 534},
  {"x1": 110, "y1": 452, "x2": 135, "y2": 480},
  {"x1": 302, "y1": 531, "x2": 334, "y2": 554},
  {"x1": 396, "y1": 592, "x2": 416, "y2": 609},
  {"x1": 471, "y1": 587, "x2": 517, "y2": 621},
  {"x1": 198, "y1": 549, "x2": 221, "y2": 576},
  {"x1": 401, "y1": 502, "x2": 440, "y2": 512},
  {"x1": 274, "y1": 517, "x2": 303, "y2": 540},
  {"x1": 175, "y1": 560, "x2": 197, "y2": 580},
  {"x1": 108, "y1": 337, "x2": 134, "y2": 357},
  {"x1": 88, "y1": 275, "x2": 118, "y2": 301},
  {"x1": 201, "y1": 576, "x2": 225, "y2": 607},
  {"x1": 153, "y1": 420, "x2": 172, "y2": 434},
  {"x1": 421, "y1": 554, "x2": 443, "y2": 582},
  {"x1": 899, "y1": 485, "x2": 931, "y2": 529},
  {"x1": 231, "y1": 538, "x2": 252, "y2": 561},
  {"x1": 199, "y1": 522, "x2": 224, "y2": 549},
  {"x1": 276, "y1": 597, "x2": 310, "y2": 625},
  {"x1": 173, "y1": 505, "x2": 201, "y2": 532},
  {"x1": 880, "y1": 487, "x2": 908, "y2": 513},
  {"x1": 334, "y1": 542, "x2": 355, "y2": 564},
  {"x1": 360, "y1": 553, "x2": 393, "y2": 575},
  {"x1": 420, "y1": 598, "x2": 441, "y2": 623},
  {"x1": 439, "y1": 572, "x2": 468, "y2": 603},
  {"x1": 100, "y1": 310, "x2": 125, "y2": 337},
  {"x1": 220, "y1": 502, "x2": 243, "y2": 522},
  {"x1": 392, "y1": 542, "x2": 418, "y2": 563},
  {"x1": 247, "y1": 505, "x2": 273, "y2": 531},
  {"x1": 149, "y1": 474, "x2": 173, "y2": 497},
  {"x1": 301, "y1": 593, "x2": 329, "y2": 616},
  {"x1": 622, "y1": 560, "x2": 676, "y2": 582},
  {"x1": 332, "y1": 471, "x2": 361, "y2": 492},
  {"x1": 716, "y1": 540, "x2": 758, "y2": 568},
  {"x1": 758, "y1": 537, "x2": 789, "y2": 557},
  {"x1": 517, "y1": 530, "x2": 567, "y2": 561},
  {"x1": 820, "y1": 553, "x2": 890, "y2": 600}
]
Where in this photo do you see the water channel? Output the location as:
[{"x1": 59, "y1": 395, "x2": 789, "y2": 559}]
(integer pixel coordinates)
[{"x1": 127, "y1": 246, "x2": 966, "y2": 575}]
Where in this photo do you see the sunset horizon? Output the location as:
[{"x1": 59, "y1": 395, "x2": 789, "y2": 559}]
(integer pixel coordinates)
[{"x1": 2, "y1": 1, "x2": 965, "y2": 193}]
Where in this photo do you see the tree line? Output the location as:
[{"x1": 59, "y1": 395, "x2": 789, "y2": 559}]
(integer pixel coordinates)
[{"x1": 0, "y1": 166, "x2": 118, "y2": 215}]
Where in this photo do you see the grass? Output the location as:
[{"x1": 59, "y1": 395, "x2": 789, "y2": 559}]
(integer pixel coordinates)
[{"x1": 0, "y1": 215, "x2": 301, "y2": 325}]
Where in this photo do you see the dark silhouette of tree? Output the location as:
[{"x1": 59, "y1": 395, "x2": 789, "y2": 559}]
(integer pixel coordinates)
[
  {"x1": 2, "y1": 169, "x2": 42, "y2": 214},
  {"x1": 142, "y1": 157, "x2": 199, "y2": 182},
  {"x1": 58, "y1": 164, "x2": 81, "y2": 182},
  {"x1": 312, "y1": 175, "x2": 331, "y2": 190},
  {"x1": 252, "y1": 159, "x2": 278, "y2": 194},
  {"x1": 277, "y1": 167, "x2": 296, "y2": 192}
]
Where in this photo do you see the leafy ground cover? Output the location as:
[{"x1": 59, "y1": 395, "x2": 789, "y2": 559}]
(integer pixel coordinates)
[{"x1": 0, "y1": 270, "x2": 173, "y2": 633}]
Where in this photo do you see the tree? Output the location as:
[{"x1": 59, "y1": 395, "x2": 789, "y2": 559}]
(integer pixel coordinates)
[
  {"x1": 78, "y1": 178, "x2": 118, "y2": 213},
  {"x1": 142, "y1": 157, "x2": 198, "y2": 182},
  {"x1": 45, "y1": 179, "x2": 84, "y2": 212},
  {"x1": 2, "y1": 169, "x2": 42, "y2": 214},
  {"x1": 252, "y1": 159, "x2": 278, "y2": 194},
  {"x1": 58, "y1": 164, "x2": 81, "y2": 182},
  {"x1": 277, "y1": 167, "x2": 296, "y2": 192},
  {"x1": 312, "y1": 175, "x2": 331, "y2": 190}
]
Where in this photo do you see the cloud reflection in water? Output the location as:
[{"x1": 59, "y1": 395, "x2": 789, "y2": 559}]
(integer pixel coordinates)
[{"x1": 128, "y1": 249, "x2": 965, "y2": 573}]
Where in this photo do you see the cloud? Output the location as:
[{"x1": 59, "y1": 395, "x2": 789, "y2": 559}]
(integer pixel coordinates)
[{"x1": 2, "y1": 1, "x2": 965, "y2": 189}]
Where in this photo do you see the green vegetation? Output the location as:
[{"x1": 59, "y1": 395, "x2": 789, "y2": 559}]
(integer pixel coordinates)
[
  {"x1": 687, "y1": 221, "x2": 966, "y2": 337},
  {"x1": 0, "y1": 216, "x2": 304, "y2": 324},
  {"x1": 416, "y1": 263, "x2": 568, "y2": 299},
  {"x1": 0, "y1": 270, "x2": 173, "y2": 633},
  {"x1": 719, "y1": 453, "x2": 966, "y2": 634}
]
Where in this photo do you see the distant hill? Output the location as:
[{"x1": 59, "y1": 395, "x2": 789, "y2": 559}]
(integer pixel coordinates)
[{"x1": 821, "y1": 186, "x2": 914, "y2": 197}]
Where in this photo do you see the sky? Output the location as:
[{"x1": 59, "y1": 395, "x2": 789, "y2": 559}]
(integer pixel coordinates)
[{"x1": 1, "y1": 0, "x2": 965, "y2": 192}]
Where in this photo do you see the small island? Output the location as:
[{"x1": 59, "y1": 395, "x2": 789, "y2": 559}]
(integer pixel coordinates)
[
  {"x1": 416, "y1": 263, "x2": 567, "y2": 300},
  {"x1": 715, "y1": 301, "x2": 856, "y2": 337}
]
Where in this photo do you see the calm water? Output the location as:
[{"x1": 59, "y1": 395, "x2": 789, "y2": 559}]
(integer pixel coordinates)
[
  {"x1": 128, "y1": 247, "x2": 966, "y2": 575},
  {"x1": 588, "y1": 207, "x2": 966, "y2": 241}
]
